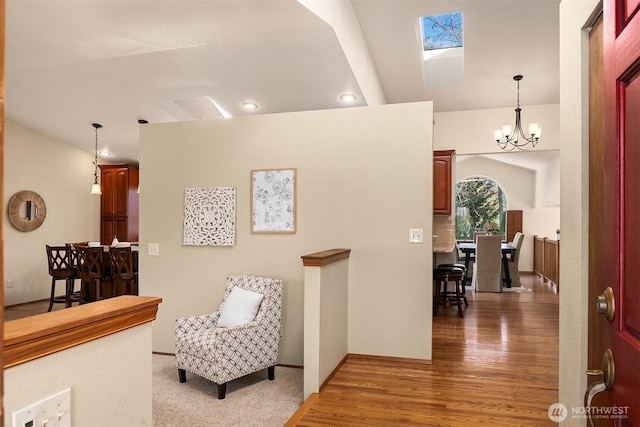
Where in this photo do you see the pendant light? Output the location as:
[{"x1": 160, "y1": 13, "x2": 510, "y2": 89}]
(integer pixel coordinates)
[
  {"x1": 493, "y1": 75, "x2": 541, "y2": 150},
  {"x1": 90, "y1": 123, "x2": 103, "y2": 195}
]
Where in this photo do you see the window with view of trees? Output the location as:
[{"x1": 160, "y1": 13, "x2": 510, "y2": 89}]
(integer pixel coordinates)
[{"x1": 455, "y1": 176, "x2": 508, "y2": 240}]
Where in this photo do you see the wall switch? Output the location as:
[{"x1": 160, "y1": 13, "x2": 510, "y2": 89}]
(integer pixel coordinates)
[
  {"x1": 7, "y1": 279, "x2": 13, "y2": 288},
  {"x1": 12, "y1": 388, "x2": 71, "y2": 427},
  {"x1": 148, "y1": 243, "x2": 160, "y2": 256},
  {"x1": 409, "y1": 228, "x2": 424, "y2": 243}
]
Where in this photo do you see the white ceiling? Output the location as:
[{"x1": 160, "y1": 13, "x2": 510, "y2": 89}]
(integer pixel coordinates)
[{"x1": 5, "y1": 0, "x2": 560, "y2": 164}]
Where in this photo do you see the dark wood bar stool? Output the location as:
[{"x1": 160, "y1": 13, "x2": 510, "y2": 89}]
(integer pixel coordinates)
[
  {"x1": 109, "y1": 246, "x2": 137, "y2": 296},
  {"x1": 433, "y1": 266, "x2": 467, "y2": 318},
  {"x1": 78, "y1": 246, "x2": 110, "y2": 302},
  {"x1": 46, "y1": 244, "x2": 80, "y2": 311}
]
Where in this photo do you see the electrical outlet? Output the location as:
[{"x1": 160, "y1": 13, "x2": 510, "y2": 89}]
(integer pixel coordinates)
[{"x1": 12, "y1": 388, "x2": 71, "y2": 427}]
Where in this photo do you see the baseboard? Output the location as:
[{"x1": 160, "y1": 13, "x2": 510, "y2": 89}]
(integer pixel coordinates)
[
  {"x1": 152, "y1": 351, "x2": 304, "y2": 369},
  {"x1": 320, "y1": 354, "x2": 348, "y2": 392},
  {"x1": 4, "y1": 298, "x2": 49, "y2": 309},
  {"x1": 347, "y1": 353, "x2": 433, "y2": 366}
]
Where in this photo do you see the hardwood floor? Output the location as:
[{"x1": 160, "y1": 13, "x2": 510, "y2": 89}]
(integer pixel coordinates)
[
  {"x1": 4, "y1": 298, "x2": 65, "y2": 321},
  {"x1": 287, "y1": 274, "x2": 559, "y2": 426},
  {"x1": 6, "y1": 276, "x2": 559, "y2": 426}
]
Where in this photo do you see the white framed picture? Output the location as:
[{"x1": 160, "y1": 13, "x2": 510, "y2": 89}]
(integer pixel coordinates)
[{"x1": 251, "y1": 168, "x2": 296, "y2": 233}]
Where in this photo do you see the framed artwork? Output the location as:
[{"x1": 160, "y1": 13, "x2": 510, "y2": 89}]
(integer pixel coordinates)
[
  {"x1": 183, "y1": 187, "x2": 236, "y2": 246},
  {"x1": 251, "y1": 168, "x2": 296, "y2": 233}
]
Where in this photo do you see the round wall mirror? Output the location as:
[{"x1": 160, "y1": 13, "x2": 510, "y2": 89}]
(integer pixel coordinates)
[{"x1": 8, "y1": 190, "x2": 47, "y2": 232}]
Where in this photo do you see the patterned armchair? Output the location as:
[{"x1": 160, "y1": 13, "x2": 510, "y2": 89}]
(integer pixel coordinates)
[{"x1": 175, "y1": 275, "x2": 283, "y2": 399}]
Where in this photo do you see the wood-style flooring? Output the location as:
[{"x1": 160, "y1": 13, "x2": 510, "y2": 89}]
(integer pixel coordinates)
[
  {"x1": 5, "y1": 275, "x2": 559, "y2": 426},
  {"x1": 4, "y1": 298, "x2": 66, "y2": 321},
  {"x1": 286, "y1": 274, "x2": 559, "y2": 426}
]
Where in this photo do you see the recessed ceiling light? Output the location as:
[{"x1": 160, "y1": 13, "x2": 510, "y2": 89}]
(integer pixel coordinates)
[
  {"x1": 242, "y1": 101, "x2": 259, "y2": 110},
  {"x1": 340, "y1": 93, "x2": 357, "y2": 103}
]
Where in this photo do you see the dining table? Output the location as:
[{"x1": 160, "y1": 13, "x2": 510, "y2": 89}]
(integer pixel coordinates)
[{"x1": 457, "y1": 241, "x2": 516, "y2": 288}]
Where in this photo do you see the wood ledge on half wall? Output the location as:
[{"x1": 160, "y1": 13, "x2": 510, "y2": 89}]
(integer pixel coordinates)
[
  {"x1": 301, "y1": 248, "x2": 351, "y2": 267},
  {"x1": 4, "y1": 295, "x2": 162, "y2": 368}
]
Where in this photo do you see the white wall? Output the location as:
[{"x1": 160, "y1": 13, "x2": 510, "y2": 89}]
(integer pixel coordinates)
[
  {"x1": 4, "y1": 119, "x2": 101, "y2": 305},
  {"x1": 434, "y1": 104, "x2": 560, "y2": 154},
  {"x1": 5, "y1": 323, "x2": 153, "y2": 427},
  {"x1": 139, "y1": 102, "x2": 434, "y2": 366},
  {"x1": 456, "y1": 156, "x2": 560, "y2": 272},
  {"x1": 537, "y1": 154, "x2": 560, "y2": 208},
  {"x1": 559, "y1": 0, "x2": 600, "y2": 423}
]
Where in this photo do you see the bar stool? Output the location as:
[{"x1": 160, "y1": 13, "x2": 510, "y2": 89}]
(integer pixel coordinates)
[
  {"x1": 46, "y1": 244, "x2": 80, "y2": 311},
  {"x1": 109, "y1": 246, "x2": 137, "y2": 296},
  {"x1": 77, "y1": 246, "x2": 110, "y2": 302},
  {"x1": 433, "y1": 266, "x2": 467, "y2": 318}
]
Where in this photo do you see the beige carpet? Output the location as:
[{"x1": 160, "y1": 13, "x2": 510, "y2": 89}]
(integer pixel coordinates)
[{"x1": 153, "y1": 354, "x2": 303, "y2": 426}]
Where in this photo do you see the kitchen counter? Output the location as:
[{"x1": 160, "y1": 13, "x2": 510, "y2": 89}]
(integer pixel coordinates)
[{"x1": 433, "y1": 242, "x2": 455, "y2": 253}]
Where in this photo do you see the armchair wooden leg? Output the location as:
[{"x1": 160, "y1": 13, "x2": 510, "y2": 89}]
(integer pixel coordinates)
[
  {"x1": 178, "y1": 369, "x2": 186, "y2": 383},
  {"x1": 268, "y1": 365, "x2": 275, "y2": 380},
  {"x1": 217, "y1": 383, "x2": 227, "y2": 399}
]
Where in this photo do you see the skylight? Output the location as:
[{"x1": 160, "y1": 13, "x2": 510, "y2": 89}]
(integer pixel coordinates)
[
  {"x1": 419, "y1": 12, "x2": 464, "y2": 87},
  {"x1": 421, "y1": 12, "x2": 463, "y2": 52}
]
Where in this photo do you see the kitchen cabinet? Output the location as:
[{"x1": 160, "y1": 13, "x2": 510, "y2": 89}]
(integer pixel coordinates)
[
  {"x1": 100, "y1": 164, "x2": 139, "y2": 244},
  {"x1": 433, "y1": 150, "x2": 455, "y2": 215}
]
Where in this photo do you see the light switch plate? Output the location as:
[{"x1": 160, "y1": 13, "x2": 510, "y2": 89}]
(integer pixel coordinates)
[
  {"x1": 12, "y1": 388, "x2": 71, "y2": 427},
  {"x1": 409, "y1": 228, "x2": 424, "y2": 243},
  {"x1": 148, "y1": 243, "x2": 160, "y2": 256}
]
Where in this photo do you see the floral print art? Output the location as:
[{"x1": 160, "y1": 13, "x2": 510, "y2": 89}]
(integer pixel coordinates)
[{"x1": 251, "y1": 169, "x2": 296, "y2": 233}]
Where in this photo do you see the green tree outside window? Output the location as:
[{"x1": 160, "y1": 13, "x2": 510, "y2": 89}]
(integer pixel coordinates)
[{"x1": 455, "y1": 177, "x2": 507, "y2": 241}]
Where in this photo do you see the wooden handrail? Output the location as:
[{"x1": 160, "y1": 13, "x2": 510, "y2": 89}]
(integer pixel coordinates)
[
  {"x1": 533, "y1": 235, "x2": 560, "y2": 290},
  {"x1": 4, "y1": 295, "x2": 161, "y2": 368},
  {"x1": 301, "y1": 249, "x2": 351, "y2": 267}
]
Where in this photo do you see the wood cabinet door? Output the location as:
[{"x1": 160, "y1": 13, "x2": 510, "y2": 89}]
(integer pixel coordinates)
[
  {"x1": 433, "y1": 150, "x2": 454, "y2": 215},
  {"x1": 114, "y1": 168, "x2": 129, "y2": 217},
  {"x1": 101, "y1": 167, "x2": 117, "y2": 217},
  {"x1": 101, "y1": 218, "x2": 128, "y2": 244}
]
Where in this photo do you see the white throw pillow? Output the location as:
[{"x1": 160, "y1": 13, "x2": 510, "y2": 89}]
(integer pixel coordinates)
[{"x1": 217, "y1": 286, "x2": 264, "y2": 328}]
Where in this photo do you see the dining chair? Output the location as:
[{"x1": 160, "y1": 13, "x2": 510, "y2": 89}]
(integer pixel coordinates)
[
  {"x1": 473, "y1": 235, "x2": 503, "y2": 292},
  {"x1": 77, "y1": 246, "x2": 110, "y2": 302},
  {"x1": 109, "y1": 246, "x2": 137, "y2": 296},
  {"x1": 503, "y1": 232, "x2": 524, "y2": 287},
  {"x1": 473, "y1": 231, "x2": 487, "y2": 243},
  {"x1": 45, "y1": 244, "x2": 80, "y2": 311}
]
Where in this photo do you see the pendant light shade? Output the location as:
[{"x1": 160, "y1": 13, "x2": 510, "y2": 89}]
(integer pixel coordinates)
[{"x1": 91, "y1": 123, "x2": 103, "y2": 195}]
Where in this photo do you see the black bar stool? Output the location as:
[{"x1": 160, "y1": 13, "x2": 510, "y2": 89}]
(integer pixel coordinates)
[{"x1": 433, "y1": 266, "x2": 467, "y2": 318}]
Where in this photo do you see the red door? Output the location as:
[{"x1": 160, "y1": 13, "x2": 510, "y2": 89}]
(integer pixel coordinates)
[{"x1": 601, "y1": 0, "x2": 640, "y2": 424}]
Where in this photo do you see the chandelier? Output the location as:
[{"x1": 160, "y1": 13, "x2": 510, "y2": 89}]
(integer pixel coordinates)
[
  {"x1": 493, "y1": 75, "x2": 541, "y2": 150},
  {"x1": 90, "y1": 123, "x2": 103, "y2": 195}
]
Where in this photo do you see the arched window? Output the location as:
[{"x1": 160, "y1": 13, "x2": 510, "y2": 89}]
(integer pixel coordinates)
[{"x1": 455, "y1": 176, "x2": 508, "y2": 240}]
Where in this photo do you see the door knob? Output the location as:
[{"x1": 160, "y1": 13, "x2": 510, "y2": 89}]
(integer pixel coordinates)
[
  {"x1": 595, "y1": 287, "x2": 615, "y2": 323},
  {"x1": 584, "y1": 349, "x2": 615, "y2": 427}
]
